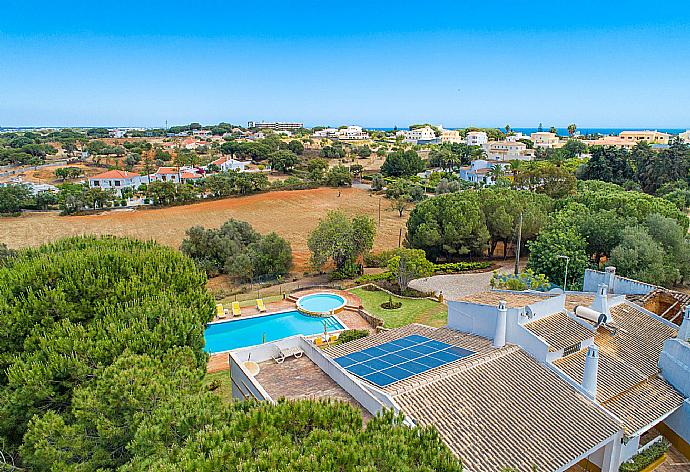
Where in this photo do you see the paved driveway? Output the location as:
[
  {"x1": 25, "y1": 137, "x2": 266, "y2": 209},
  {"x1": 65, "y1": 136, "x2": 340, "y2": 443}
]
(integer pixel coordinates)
[{"x1": 409, "y1": 261, "x2": 523, "y2": 301}]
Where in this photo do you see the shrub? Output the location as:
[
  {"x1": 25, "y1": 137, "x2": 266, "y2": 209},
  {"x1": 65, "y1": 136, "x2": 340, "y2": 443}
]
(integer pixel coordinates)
[
  {"x1": 381, "y1": 294, "x2": 403, "y2": 310},
  {"x1": 364, "y1": 250, "x2": 398, "y2": 268},
  {"x1": 490, "y1": 270, "x2": 550, "y2": 291},
  {"x1": 619, "y1": 439, "x2": 669, "y2": 472},
  {"x1": 336, "y1": 329, "x2": 370, "y2": 344},
  {"x1": 355, "y1": 271, "x2": 393, "y2": 284},
  {"x1": 433, "y1": 261, "x2": 492, "y2": 273}
]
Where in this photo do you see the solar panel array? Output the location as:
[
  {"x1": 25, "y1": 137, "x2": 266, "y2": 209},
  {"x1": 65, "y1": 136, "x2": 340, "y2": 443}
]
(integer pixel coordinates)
[{"x1": 334, "y1": 334, "x2": 475, "y2": 387}]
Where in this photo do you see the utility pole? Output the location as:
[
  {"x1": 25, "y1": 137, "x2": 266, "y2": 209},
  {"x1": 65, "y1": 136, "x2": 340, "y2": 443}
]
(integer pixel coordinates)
[{"x1": 514, "y1": 212, "x2": 523, "y2": 275}]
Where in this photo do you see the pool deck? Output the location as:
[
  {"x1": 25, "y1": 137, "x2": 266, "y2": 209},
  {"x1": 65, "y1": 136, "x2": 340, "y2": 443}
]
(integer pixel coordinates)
[
  {"x1": 207, "y1": 290, "x2": 376, "y2": 373},
  {"x1": 254, "y1": 355, "x2": 372, "y2": 421}
]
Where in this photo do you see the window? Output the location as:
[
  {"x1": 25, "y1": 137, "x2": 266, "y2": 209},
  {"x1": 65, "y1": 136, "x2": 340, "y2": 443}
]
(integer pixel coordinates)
[
  {"x1": 93, "y1": 180, "x2": 100, "y2": 186},
  {"x1": 114, "y1": 180, "x2": 121, "y2": 187}
]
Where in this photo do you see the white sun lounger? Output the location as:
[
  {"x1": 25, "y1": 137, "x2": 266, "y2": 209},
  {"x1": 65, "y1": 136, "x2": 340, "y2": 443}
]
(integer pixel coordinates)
[{"x1": 272, "y1": 345, "x2": 304, "y2": 364}]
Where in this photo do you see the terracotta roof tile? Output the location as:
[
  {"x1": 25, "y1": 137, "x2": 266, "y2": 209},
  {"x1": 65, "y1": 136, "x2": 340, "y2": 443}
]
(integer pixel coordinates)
[
  {"x1": 395, "y1": 348, "x2": 620, "y2": 472},
  {"x1": 553, "y1": 302, "x2": 681, "y2": 435},
  {"x1": 525, "y1": 311, "x2": 595, "y2": 351}
]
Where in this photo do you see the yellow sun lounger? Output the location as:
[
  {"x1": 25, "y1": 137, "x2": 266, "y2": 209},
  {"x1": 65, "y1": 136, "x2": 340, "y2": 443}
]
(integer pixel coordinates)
[
  {"x1": 256, "y1": 299, "x2": 267, "y2": 312},
  {"x1": 232, "y1": 301, "x2": 241, "y2": 317},
  {"x1": 216, "y1": 303, "x2": 226, "y2": 319}
]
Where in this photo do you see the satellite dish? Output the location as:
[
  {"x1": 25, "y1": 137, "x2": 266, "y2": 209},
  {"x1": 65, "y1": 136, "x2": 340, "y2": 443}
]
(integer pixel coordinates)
[{"x1": 525, "y1": 306, "x2": 534, "y2": 319}]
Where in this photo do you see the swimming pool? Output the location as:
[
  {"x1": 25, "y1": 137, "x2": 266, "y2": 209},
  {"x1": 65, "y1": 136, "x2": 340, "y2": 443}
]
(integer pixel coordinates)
[
  {"x1": 297, "y1": 293, "x2": 347, "y2": 315},
  {"x1": 204, "y1": 310, "x2": 345, "y2": 353}
]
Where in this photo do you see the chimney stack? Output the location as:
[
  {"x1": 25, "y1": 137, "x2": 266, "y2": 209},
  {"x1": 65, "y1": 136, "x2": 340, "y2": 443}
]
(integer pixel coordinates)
[
  {"x1": 591, "y1": 284, "x2": 610, "y2": 317},
  {"x1": 493, "y1": 301, "x2": 507, "y2": 348},
  {"x1": 582, "y1": 345, "x2": 599, "y2": 399},
  {"x1": 679, "y1": 306, "x2": 690, "y2": 341},
  {"x1": 605, "y1": 266, "x2": 616, "y2": 293}
]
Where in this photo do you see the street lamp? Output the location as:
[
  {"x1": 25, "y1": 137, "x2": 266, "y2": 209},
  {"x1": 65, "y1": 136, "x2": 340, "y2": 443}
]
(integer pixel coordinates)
[{"x1": 557, "y1": 255, "x2": 570, "y2": 292}]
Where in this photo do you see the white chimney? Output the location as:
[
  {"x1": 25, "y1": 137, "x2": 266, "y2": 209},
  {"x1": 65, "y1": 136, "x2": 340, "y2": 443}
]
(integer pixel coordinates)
[
  {"x1": 605, "y1": 266, "x2": 616, "y2": 293},
  {"x1": 493, "y1": 300, "x2": 507, "y2": 348},
  {"x1": 591, "y1": 284, "x2": 610, "y2": 317},
  {"x1": 582, "y1": 345, "x2": 599, "y2": 399},
  {"x1": 679, "y1": 306, "x2": 690, "y2": 341}
]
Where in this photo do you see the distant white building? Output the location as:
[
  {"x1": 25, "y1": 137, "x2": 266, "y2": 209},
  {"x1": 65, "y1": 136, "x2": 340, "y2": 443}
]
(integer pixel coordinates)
[
  {"x1": 209, "y1": 156, "x2": 250, "y2": 172},
  {"x1": 89, "y1": 170, "x2": 144, "y2": 195},
  {"x1": 482, "y1": 141, "x2": 530, "y2": 161},
  {"x1": 397, "y1": 126, "x2": 438, "y2": 144},
  {"x1": 678, "y1": 130, "x2": 690, "y2": 143},
  {"x1": 149, "y1": 167, "x2": 202, "y2": 183},
  {"x1": 313, "y1": 128, "x2": 339, "y2": 139},
  {"x1": 465, "y1": 131, "x2": 489, "y2": 146},
  {"x1": 248, "y1": 121, "x2": 303, "y2": 131},
  {"x1": 1, "y1": 179, "x2": 58, "y2": 195},
  {"x1": 337, "y1": 125, "x2": 369, "y2": 141},
  {"x1": 530, "y1": 132, "x2": 560, "y2": 148},
  {"x1": 505, "y1": 132, "x2": 528, "y2": 143}
]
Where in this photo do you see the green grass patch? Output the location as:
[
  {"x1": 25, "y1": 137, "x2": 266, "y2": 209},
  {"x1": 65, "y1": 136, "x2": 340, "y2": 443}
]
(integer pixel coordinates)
[
  {"x1": 204, "y1": 371, "x2": 234, "y2": 403},
  {"x1": 349, "y1": 288, "x2": 447, "y2": 328}
]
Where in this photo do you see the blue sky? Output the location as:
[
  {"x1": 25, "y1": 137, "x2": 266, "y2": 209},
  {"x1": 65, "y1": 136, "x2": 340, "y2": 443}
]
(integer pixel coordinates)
[{"x1": 1, "y1": 1, "x2": 689, "y2": 128}]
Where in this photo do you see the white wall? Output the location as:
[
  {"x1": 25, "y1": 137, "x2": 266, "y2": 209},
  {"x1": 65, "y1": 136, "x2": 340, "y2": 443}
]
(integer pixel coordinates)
[
  {"x1": 447, "y1": 301, "x2": 497, "y2": 338},
  {"x1": 583, "y1": 269, "x2": 655, "y2": 295}
]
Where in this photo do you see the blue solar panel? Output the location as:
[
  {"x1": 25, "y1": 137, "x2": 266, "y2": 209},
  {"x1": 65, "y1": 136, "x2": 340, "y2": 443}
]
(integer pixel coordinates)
[{"x1": 334, "y1": 335, "x2": 475, "y2": 388}]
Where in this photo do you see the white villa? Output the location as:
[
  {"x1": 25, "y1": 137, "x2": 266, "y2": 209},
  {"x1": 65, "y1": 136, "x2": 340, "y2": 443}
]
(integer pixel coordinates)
[
  {"x1": 150, "y1": 166, "x2": 202, "y2": 183},
  {"x1": 397, "y1": 126, "x2": 439, "y2": 144},
  {"x1": 678, "y1": 130, "x2": 689, "y2": 143},
  {"x1": 209, "y1": 156, "x2": 250, "y2": 172},
  {"x1": 88, "y1": 170, "x2": 145, "y2": 194},
  {"x1": 458, "y1": 159, "x2": 509, "y2": 185},
  {"x1": 465, "y1": 131, "x2": 489, "y2": 146},
  {"x1": 313, "y1": 128, "x2": 339, "y2": 139},
  {"x1": 225, "y1": 267, "x2": 690, "y2": 472},
  {"x1": 337, "y1": 125, "x2": 369, "y2": 141}
]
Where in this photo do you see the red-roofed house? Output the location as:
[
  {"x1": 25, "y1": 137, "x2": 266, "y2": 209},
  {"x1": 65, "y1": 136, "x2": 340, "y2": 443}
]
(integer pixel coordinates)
[
  {"x1": 150, "y1": 167, "x2": 202, "y2": 183},
  {"x1": 88, "y1": 170, "x2": 144, "y2": 195}
]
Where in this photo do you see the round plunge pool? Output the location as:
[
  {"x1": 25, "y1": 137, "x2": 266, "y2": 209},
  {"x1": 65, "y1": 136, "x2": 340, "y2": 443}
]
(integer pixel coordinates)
[{"x1": 296, "y1": 293, "x2": 347, "y2": 315}]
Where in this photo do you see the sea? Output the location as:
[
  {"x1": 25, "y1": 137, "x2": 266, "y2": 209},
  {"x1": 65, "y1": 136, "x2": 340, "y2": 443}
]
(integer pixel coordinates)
[{"x1": 367, "y1": 127, "x2": 688, "y2": 136}]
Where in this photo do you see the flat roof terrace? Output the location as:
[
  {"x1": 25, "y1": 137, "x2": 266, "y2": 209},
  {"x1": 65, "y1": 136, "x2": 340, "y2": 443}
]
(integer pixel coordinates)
[{"x1": 254, "y1": 355, "x2": 372, "y2": 421}]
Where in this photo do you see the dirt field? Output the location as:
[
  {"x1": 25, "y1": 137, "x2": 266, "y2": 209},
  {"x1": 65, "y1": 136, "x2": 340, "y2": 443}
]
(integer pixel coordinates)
[{"x1": 0, "y1": 187, "x2": 408, "y2": 272}]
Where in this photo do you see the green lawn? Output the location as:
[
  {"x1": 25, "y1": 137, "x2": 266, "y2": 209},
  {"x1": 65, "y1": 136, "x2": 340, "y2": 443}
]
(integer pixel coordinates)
[
  {"x1": 204, "y1": 371, "x2": 234, "y2": 403},
  {"x1": 348, "y1": 288, "x2": 447, "y2": 328}
]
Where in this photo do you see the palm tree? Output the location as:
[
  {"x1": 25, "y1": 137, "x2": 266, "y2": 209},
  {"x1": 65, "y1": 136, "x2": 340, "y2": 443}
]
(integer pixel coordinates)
[
  {"x1": 509, "y1": 160, "x2": 522, "y2": 185},
  {"x1": 567, "y1": 123, "x2": 577, "y2": 137},
  {"x1": 505, "y1": 124, "x2": 511, "y2": 136},
  {"x1": 489, "y1": 164, "x2": 505, "y2": 183}
]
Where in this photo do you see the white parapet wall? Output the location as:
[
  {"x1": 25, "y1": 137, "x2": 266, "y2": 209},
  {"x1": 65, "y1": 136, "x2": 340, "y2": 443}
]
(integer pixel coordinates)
[{"x1": 583, "y1": 269, "x2": 655, "y2": 295}]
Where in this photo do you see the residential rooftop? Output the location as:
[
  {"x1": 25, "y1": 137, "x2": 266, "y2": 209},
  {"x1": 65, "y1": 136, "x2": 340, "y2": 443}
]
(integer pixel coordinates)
[{"x1": 326, "y1": 323, "x2": 620, "y2": 472}]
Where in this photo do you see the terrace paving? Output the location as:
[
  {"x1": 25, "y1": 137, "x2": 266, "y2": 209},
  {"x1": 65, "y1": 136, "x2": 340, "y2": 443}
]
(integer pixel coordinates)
[{"x1": 255, "y1": 355, "x2": 372, "y2": 421}]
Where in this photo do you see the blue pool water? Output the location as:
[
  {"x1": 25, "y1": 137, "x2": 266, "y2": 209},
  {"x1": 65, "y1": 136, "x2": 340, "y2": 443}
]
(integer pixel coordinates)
[
  {"x1": 204, "y1": 310, "x2": 344, "y2": 353},
  {"x1": 297, "y1": 293, "x2": 346, "y2": 314}
]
